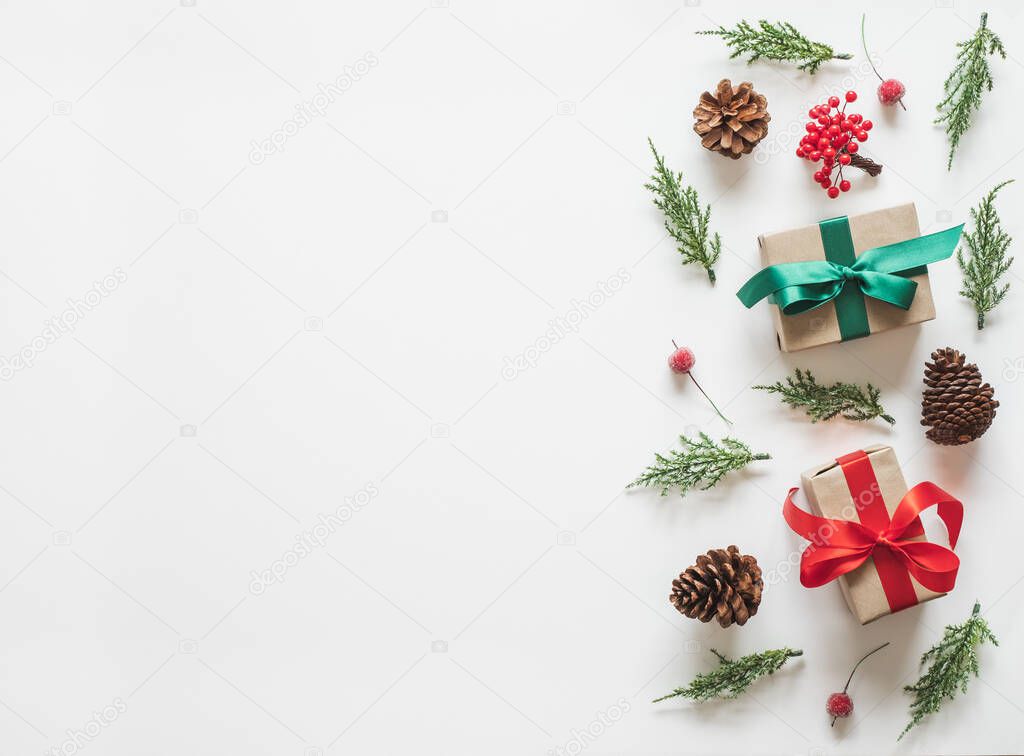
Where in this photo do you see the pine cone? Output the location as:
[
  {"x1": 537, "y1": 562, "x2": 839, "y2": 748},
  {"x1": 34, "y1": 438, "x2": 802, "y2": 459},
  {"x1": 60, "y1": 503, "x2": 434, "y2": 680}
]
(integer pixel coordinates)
[
  {"x1": 693, "y1": 79, "x2": 771, "y2": 159},
  {"x1": 670, "y1": 545, "x2": 763, "y2": 628},
  {"x1": 921, "y1": 347, "x2": 999, "y2": 445}
]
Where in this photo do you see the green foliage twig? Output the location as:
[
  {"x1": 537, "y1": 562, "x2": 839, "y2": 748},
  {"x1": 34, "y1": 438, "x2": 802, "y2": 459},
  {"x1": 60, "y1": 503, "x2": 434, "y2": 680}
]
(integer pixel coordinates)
[
  {"x1": 654, "y1": 648, "x2": 803, "y2": 703},
  {"x1": 754, "y1": 369, "x2": 895, "y2": 425},
  {"x1": 628, "y1": 433, "x2": 769, "y2": 497},
  {"x1": 900, "y1": 601, "x2": 997, "y2": 740},
  {"x1": 957, "y1": 180, "x2": 1015, "y2": 329},
  {"x1": 645, "y1": 139, "x2": 721, "y2": 283},
  {"x1": 698, "y1": 20, "x2": 851, "y2": 74},
  {"x1": 935, "y1": 12, "x2": 1006, "y2": 169}
]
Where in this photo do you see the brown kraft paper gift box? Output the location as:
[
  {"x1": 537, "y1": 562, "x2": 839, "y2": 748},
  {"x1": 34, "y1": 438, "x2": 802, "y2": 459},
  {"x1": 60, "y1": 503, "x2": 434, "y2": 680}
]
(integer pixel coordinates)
[
  {"x1": 758, "y1": 203, "x2": 935, "y2": 352},
  {"x1": 800, "y1": 445, "x2": 943, "y2": 624}
]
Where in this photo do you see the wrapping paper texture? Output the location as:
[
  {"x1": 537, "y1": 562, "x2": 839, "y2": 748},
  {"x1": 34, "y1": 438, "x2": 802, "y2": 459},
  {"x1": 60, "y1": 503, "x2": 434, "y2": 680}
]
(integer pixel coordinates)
[{"x1": 758, "y1": 203, "x2": 934, "y2": 351}]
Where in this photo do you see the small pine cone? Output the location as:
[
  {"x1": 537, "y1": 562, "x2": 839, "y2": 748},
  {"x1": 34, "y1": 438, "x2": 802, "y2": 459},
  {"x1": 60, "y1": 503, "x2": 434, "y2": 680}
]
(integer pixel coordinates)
[
  {"x1": 670, "y1": 545, "x2": 763, "y2": 628},
  {"x1": 921, "y1": 347, "x2": 999, "y2": 445},
  {"x1": 693, "y1": 79, "x2": 771, "y2": 159}
]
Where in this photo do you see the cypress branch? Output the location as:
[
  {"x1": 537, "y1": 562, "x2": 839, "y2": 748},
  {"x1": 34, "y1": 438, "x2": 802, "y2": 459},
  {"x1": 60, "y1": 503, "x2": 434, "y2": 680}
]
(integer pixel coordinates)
[
  {"x1": 645, "y1": 139, "x2": 721, "y2": 283},
  {"x1": 935, "y1": 12, "x2": 1006, "y2": 169},
  {"x1": 698, "y1": 20, "x2": 851, "y2": 74},
  {"x1": 900, "y1": 601, "x2": 997, "y2": 740},
  {"x1": 957, "y1": 180, "x2": 1014, "y2": 329},
  {"x1": 654, "y1": 648, "x2": 803, "y2": 703},
  {"x1": 628, "y1": 433, "x2": 770, "y2": 497},
  {"x1": 754, "y1": 369, "x2": 895, "y2": 425}
]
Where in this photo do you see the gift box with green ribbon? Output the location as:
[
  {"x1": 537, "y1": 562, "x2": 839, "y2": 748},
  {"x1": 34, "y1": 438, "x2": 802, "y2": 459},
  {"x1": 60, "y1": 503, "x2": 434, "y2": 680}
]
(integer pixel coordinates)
[{"x1": 736, "y1": 204, "x2": 963, "y2": 352}]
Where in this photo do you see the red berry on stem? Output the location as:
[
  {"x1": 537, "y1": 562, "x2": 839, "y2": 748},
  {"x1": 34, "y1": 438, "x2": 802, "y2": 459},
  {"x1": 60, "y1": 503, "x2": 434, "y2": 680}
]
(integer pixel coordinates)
[
  {"x1": 667, "y1": 341, "x2": 731, "y2": 425},
  {"x1": 827, "y1": 186, "x2": 840, "y2": 199},
  {"x1": 796, "y1": 148, "x2": 805, "y2": 158},
  {"x1": 856, "y1": 130, "x2": 868, "y2": 141},
  {"x1": 838, "y1": 153, "x2": 851, "y2": 165},
  {"x1": 864, "y1": 16, "x2": 908, "y2": 110},
  {"x1": 826, "y1": 692, "x2": 853, "y2": 718},
  {"x1": 849, "y1": 113, "x2": 862, "y2": 125},
  {"x1": 828, "y1": 95, "x2": 840, "y2": 107},
  {"x1": 877, "y1": 78, "x2": 906, "y2": 107},
  {"x1": 861, "y1": 120, "x2": 873, "y2": 131},
  {"x1": 809, "y1": 150, "x2": 821, "y2": 161},
  {"x1": 840, "y1": 179, "x2": 851, "y2": 192},
  {"x1": 847, "y1": 142, "x2": 859, "y2": 154},
  {"x1": 845, "y1": 91, "x2": 857, "y2": 102},
  {"x1": 668, "y1": 345, "x2": 695, "y2": 374},
  {"x1": 813, "y1": 170, "x2": 823, "y2": 182},
  {"x1": 827, "y1": 642, "x2": 889, "y2": 727}
]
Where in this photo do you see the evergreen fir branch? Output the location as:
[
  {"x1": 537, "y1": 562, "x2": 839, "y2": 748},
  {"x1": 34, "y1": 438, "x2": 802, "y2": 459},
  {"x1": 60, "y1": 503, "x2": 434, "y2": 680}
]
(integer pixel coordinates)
[
  {"x1": 754, "y1": 369, "x2": 895, "y2": 425},
  {"x1": 957, "y1": 180, "x2": 1014, "y2": 329},
  {"x1": 653, "y1": 648, "x2": 803, "y2": 703},
  {"x1": 900, "y1": 601, "x2": 997, "y2": 740},
  {"x1": 698, "y1": 20, "x2": 851, "y2": 74},
  {"x1": 935, "y1": 12, "x2": 1006, "y2": 169},
  {"x1": 645, "y1": 139, "x2": 721, "y2": 283},
  {"x1": 628, "y1": 433, "x2": 770, "y2": 497}
]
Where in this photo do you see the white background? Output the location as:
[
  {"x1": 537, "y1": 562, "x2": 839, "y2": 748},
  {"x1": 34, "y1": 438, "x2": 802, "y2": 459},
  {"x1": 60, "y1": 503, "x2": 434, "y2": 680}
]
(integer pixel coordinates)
[{"x1": 1, "y1": 1, "x2": 1022, "y2": 754}]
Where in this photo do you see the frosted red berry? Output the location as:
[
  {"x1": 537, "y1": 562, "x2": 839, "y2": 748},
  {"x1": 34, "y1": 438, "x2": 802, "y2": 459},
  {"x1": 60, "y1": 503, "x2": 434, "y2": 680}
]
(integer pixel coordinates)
[
  {"x1": 826, "y1": 692, "x2": 854, "y2": 718},
  {"x1": 668, "y1": 346, "x2": 695, "y2": 374},
  {"x1": 877, "y1": 78, "x2": 905, "y2": 106}
]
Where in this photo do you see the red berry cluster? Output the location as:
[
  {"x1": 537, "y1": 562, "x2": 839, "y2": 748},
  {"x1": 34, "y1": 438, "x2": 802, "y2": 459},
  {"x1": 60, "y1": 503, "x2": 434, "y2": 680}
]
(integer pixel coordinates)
[{"x1": 795, "y1": 91, "x2": 873, "y2": 199}]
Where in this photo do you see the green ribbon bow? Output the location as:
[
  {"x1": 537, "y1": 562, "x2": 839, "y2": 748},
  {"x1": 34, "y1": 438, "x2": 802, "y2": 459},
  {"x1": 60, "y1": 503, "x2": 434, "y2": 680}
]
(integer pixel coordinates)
[{"x1": 736, "y1": 218, "x2": 963, "y2": 341}]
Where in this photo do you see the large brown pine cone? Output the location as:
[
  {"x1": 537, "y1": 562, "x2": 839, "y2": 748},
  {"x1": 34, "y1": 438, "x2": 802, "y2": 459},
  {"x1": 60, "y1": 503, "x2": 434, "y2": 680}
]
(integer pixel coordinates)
[
  {"x1": 670, "y1": 545, "x2": 763, "y2": 628},
  {"x1": 921, "y1": 347, "x2": 999, "y2": 445},
  {"x1": 693, "y1": 79, "x2": 771, "y2": 159}
]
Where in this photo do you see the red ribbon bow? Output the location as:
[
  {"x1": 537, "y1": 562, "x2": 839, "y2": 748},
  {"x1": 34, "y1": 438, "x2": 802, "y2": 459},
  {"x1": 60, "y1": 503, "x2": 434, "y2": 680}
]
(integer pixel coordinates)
[{"x1": 783, "y1": 451, "x2": 963, "y2": 612}]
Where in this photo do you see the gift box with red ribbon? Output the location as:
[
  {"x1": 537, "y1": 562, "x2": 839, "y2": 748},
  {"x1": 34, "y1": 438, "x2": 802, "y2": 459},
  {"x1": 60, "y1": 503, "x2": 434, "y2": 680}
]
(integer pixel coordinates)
[{"x1": 783, "y1": 445, "x2": 963, "y2": 624}]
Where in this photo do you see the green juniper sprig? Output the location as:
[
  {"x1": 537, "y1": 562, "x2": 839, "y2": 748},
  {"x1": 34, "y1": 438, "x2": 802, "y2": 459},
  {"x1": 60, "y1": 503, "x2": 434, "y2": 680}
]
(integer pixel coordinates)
[
  {"x1": 900, "y1": 601, "x2": 997, "y2": 740},
  {"x1": 698, "y1": 20, "x2": 851, "y2": 74},
  {"x1": 935, "y1": 12, "x2": 1006, "y2": 169},
  {"x1": 654, "y1": 648, "x2": 803, "y2": 703},
  {"x1": 629, "y1": 433, "x2": 769, "y2": 497},
  {"x1": 958, "y1": 180, "x2": 1014, "y2": 329},
  {"x1": 645, "y1": 139, "x2": 721, "y2": 283},
  {"x1": 754, "y1": 369, "x2": 895, "y2": 425}
]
